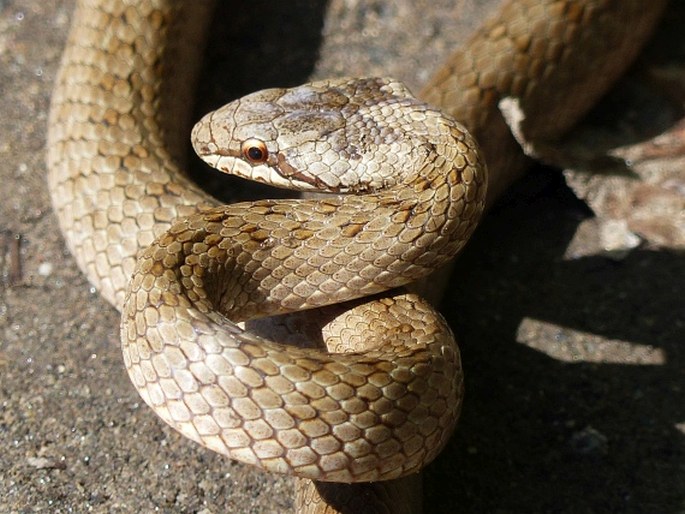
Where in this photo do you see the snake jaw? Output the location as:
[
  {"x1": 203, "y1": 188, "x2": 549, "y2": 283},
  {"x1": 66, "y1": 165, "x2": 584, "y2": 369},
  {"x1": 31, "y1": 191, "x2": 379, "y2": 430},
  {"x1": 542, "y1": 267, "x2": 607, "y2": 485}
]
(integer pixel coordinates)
[
  {"x1": 192, "y1": 126, "x2": 318, "y2": 192},
  {"x1": 192, "y1": 97, "x2": 323, "y2": 192}
]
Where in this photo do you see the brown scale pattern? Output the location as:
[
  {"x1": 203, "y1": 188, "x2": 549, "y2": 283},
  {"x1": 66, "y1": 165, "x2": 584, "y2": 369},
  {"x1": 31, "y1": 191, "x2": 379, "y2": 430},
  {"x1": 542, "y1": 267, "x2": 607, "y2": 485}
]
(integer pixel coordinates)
[
  {"x1": 421, "y1": 0, "x2": 667, "y2": 205},
  {"x1": 121, "y1": 77, "x2": 485, "y2": 481},
  {"x1": 46, "y1": 1, "x2": 666, "y2": 512}
]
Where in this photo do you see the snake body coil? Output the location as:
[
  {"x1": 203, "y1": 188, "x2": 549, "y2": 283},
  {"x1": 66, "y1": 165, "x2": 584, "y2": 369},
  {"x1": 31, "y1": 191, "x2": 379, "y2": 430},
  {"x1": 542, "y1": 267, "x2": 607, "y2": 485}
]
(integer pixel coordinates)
[
  {"x1": 47, "y1": 0, "x2": 485, "y2": 484},
  {"x1": 121, "y1": 78, "x2": 485, "y2": 482},
  {"x1": 47, "y1": 0, "x2": 667, "y2": 509}
]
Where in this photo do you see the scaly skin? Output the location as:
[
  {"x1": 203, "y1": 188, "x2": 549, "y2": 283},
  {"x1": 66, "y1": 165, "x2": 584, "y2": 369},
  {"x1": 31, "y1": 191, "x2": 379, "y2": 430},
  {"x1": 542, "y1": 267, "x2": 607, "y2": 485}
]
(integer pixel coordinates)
[{"x1": 46, "y1": 1, "x2": 667, "y2": 512}]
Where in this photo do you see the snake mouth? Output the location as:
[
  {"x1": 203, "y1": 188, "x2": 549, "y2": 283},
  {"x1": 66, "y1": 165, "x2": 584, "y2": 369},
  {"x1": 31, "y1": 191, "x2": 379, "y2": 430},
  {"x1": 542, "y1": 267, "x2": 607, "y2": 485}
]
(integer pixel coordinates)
[{"x1": 191, "y1": 115, "x2": 339, "y2": 193}]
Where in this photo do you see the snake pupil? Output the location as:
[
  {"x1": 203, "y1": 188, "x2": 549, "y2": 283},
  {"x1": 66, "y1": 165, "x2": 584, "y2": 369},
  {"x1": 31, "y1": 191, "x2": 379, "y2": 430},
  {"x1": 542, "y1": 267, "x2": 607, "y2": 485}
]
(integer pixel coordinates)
[{"x1": 248, "y1": 147, "x2": 263, "y2": 160}]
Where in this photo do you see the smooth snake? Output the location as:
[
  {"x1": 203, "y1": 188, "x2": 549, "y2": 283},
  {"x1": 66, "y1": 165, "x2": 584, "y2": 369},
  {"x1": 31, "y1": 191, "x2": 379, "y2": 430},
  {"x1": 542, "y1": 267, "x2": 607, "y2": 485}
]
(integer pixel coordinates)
[{"x1": 46, "y1": 0, "x2": 667, "y2": 511}]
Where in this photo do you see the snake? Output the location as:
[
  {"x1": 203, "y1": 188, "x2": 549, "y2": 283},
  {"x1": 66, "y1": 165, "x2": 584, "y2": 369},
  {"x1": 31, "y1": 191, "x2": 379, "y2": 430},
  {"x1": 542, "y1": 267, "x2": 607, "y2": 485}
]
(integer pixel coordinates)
[{"x1": 46, "y1": 0, "x2": 666, "y2": 512}]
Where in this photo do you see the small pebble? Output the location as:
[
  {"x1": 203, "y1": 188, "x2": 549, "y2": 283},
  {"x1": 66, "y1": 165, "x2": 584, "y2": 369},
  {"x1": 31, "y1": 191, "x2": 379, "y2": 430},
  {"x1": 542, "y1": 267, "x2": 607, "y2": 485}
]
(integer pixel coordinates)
[{"x1": 38, "y1": 262, "x2": 53, "y2": 277}]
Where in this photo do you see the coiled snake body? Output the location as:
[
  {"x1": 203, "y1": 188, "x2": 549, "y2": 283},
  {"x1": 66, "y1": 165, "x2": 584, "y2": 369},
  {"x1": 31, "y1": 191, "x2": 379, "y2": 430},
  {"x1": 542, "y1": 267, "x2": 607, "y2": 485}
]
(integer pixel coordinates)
[
  {"x1": 47, "y1": 0, "x2": 666, "y2": 511},
  {"x1": 123, "y1": 77, "x2": 485, "y2": 482}
]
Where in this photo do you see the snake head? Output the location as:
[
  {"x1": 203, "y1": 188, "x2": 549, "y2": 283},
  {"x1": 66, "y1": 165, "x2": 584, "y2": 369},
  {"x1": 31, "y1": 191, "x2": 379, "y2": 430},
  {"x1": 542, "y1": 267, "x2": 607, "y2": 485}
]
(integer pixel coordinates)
[{"x1": 191, "y1": 78, "x2": 427, "y2": 193}]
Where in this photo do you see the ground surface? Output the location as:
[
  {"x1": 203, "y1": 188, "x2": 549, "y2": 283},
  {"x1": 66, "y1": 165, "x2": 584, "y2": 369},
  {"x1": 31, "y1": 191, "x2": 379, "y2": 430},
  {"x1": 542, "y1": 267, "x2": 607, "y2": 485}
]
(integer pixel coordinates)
[{"x1": 0, "y1": 1, "x2": 683, "y2": 513}]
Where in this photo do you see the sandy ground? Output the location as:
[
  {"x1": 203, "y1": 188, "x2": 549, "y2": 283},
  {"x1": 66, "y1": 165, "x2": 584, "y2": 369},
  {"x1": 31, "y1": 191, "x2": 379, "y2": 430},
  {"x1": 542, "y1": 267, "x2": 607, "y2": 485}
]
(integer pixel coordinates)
[{"x1": 1, "y1": 1, "x2": 683, "y2": 513}]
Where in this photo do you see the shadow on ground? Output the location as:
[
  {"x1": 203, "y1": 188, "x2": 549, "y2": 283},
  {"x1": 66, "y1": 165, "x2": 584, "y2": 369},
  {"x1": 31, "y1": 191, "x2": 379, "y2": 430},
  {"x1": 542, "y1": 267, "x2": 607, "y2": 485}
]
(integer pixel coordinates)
[{"x1": 427, "y1": 170, "x2": 684, "y2": 512}]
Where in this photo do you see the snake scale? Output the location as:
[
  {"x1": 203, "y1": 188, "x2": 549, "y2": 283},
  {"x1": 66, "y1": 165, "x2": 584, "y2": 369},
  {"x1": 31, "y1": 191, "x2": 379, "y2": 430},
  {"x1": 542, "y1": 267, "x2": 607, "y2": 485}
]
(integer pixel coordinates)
[{"x1": 46, "y1": 0, "x2": 666, "y2": 512}]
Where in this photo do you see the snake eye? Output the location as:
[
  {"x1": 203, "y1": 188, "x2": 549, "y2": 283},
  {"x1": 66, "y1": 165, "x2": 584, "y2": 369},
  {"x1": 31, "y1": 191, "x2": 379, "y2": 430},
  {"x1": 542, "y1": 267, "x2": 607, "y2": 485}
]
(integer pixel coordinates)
[{"x1": 241, "y1": 139, "x2": 269, "y2": 164}]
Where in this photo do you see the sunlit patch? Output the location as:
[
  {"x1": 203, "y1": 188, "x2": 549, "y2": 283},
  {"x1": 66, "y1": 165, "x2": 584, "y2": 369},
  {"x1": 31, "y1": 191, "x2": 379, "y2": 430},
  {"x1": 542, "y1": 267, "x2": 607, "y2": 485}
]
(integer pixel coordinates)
[{"x1": 516, "y1": 318, "x2": 666, "y2": 365}]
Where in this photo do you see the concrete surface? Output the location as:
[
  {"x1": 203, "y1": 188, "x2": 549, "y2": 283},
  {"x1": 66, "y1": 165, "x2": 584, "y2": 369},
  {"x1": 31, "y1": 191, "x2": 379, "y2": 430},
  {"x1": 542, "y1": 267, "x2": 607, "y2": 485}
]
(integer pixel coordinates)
[{"x1": 1, "y1": 1, "x2": 683, "y2": 513}]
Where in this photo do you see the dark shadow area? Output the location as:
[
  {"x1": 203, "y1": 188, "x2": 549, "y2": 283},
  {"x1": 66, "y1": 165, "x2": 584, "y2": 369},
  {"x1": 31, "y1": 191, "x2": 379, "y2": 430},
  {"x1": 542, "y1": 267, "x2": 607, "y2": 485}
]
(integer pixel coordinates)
[
  {"x1": 189, "y1": 0, "x2": 331, "y2": 203},
  {"x1": 199, "y1": 0, "x2": 329, "y2": 110},
  {"x1": 426, "y1": 169, "x2": 684, "y2": 513}
]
